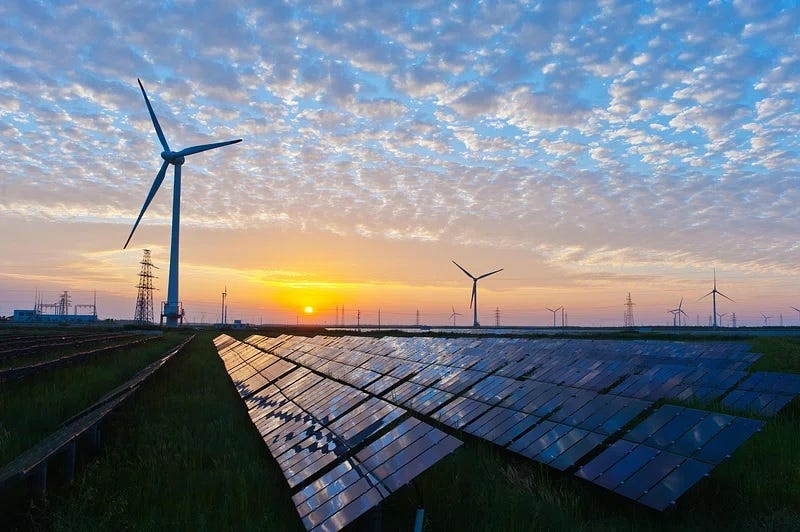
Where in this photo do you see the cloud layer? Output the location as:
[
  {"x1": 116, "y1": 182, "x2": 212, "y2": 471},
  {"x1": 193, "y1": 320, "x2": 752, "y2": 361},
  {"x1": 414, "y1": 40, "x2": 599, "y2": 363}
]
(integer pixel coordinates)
[{"x1": 0, "y1": 1, "x2": 798, "y2": 325}]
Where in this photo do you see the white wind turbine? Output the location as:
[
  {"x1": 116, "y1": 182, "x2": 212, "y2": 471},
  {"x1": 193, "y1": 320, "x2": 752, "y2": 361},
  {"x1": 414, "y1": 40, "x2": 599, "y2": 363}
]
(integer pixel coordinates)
[
  {"x1": 123, "y1": 79, "x2": 242, "y2": 326},
  {"x1": 452, "y1": 260, "x2": 503, "y2": 328}
]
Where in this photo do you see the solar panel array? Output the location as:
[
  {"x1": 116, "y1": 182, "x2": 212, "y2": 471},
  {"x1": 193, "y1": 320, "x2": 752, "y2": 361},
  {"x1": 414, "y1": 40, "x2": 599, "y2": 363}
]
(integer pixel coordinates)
[
  {"x1": 214, "y1": 333, "x2": 797, "y2": 522},
  {"x1": 213, "y1": 335, "x2": 461, "y2": 532}
]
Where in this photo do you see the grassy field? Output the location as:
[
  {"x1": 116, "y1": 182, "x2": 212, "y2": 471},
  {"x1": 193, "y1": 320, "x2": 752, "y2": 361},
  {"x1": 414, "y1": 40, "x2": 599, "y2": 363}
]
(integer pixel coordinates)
[{"x1": 3, "y1": 329, "x2": 799, "y2": 531}]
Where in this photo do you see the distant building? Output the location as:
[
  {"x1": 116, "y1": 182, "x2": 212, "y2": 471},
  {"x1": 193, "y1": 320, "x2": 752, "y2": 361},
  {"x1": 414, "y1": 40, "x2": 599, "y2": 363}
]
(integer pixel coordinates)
[
  {"x1": 13, "y1": 290, "x2": 98, "y2": 323},
  {"x1": 13, "y1": 309, "x2": 97, "y2": 323}
]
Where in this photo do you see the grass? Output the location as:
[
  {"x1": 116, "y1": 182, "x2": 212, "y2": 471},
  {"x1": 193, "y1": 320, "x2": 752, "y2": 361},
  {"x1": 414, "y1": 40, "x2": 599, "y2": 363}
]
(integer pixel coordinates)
[
  {"x1": 25, "y1": 331, "x2": 301, "y2": 531},
  {"x1": 4, "y1": 329, "x2": 799, "y2": 531},
  {"x1": 0, "y1": 332, "x2": 188, "y2": 466}
]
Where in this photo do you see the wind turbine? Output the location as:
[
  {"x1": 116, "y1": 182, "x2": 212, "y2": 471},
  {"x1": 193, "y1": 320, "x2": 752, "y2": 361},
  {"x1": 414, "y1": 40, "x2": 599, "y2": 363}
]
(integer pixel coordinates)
[
  {"x1": 698, "y1": 269, "x2": 733, "y2": 328},
  {"x1": 123, "y1": 79, "x2": 242, "y2": 326},
  {"x1": 668, "y1": 309, "x2": 678, "y2": 327},
  {"x1": 449, "y1": 306, "x2": 462, "y2": 328},
  {"x1": 668, "y1": 298, "x2": 688, "y2": 327},
  {"x1": 761, "y1": 313, "x2": 774, "y2": 326},
  {"x1": 546, "y1": 307, "x2": 562, "y2": 328},
  {"x1": 451, "y1": 260, "x2": 503, "y2": 327},
  {"x1": 716, "y1": 312, "x2": 728, "y2": 327}
]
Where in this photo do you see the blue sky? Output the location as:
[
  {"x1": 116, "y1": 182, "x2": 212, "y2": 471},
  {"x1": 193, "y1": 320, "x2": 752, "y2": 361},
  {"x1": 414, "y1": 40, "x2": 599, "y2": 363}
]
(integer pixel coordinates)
[{"x1": 0, "y1": 1, "x2": 798, "y2": 326}]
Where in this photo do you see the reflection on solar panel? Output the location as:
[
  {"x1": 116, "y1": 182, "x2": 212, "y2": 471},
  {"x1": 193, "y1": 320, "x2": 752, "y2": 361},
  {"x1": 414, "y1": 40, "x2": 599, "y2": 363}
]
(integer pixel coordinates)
[
  {"x1": 215, "y1": 335, "x2": 461, "y2": 531},
  {"x1": 214, "y1": 332, "x2": 792, "y2": 522}
]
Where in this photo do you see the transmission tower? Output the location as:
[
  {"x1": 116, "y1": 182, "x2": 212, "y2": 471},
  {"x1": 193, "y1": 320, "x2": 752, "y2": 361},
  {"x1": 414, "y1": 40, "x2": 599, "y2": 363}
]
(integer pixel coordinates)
[
  {"x1": 731, "y1": 312, "x2": 737, "y2": 328},
  {"x1": 416, "y1": 309, "x2": 420, "y2": 327},
  {"x1": 134, "y1": 249, "x2": 158, "y2": 323},
  {"x1": 623, "y1": 293, "x2": 635, "y2": 327},
  {"x1": 495, "y1": 307, "x2": 501, "y2": 327}
]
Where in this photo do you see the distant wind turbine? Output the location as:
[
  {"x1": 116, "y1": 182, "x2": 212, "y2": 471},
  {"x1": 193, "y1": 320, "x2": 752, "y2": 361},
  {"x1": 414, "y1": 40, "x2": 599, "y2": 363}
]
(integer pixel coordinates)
[
  {"x1": 452, "y1": 260, "x2": 503, "y2": 327},
  {"x1": 698, "y1": 269, "x2": 733, "y2": 328},
  {"x1": 449, "y1": 306, "x2": 462, "y2": 328},
  {"x1": 716, "y1": 312, "x2": 728, "y2": 327},
  {"x1": 546, "y1": 306, "x2": 562, "y2": 328},
  {"x1": 123, "y1": 79, "x2": 242, "y2": 327},
  {"x1": 761, "y1": 313, "x2": 774, "y2": 326},
  {"x1": 668, "y1": 298, "x2": 688, "y2": 327}
]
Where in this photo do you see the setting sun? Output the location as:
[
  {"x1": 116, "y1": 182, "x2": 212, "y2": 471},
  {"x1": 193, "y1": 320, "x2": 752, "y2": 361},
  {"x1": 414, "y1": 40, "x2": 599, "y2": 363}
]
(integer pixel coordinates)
[{"x1": 304, "y1": 306, "x2": 314, "y2": 314}]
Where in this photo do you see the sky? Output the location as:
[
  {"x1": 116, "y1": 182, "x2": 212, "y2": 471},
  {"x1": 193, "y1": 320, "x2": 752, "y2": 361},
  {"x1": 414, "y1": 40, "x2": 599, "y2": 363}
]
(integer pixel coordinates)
[{"x1": 1, "y1": 0, "x2": 799, "y2": 327}]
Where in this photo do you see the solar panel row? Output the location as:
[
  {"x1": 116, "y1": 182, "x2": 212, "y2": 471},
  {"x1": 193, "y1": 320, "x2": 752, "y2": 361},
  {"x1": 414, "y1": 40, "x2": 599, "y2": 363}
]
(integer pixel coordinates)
[
  {"x1": 214, "y1": 335, "x2": 462, "y2": 531},
  {"x1": 228, "y1": 333, "x2": 786, "y2": 515}
]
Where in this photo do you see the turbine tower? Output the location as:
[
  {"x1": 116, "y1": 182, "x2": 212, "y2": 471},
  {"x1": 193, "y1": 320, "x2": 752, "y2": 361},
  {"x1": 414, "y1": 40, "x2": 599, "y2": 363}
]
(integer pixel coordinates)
[
  {"x1": 452, "y1": 260, "x2": 503, "y2": 328},
  {"x1": 123, "y1": 79, "x2": 242, "y2": 327},
  {"x1": 699, "y1": 269, "x2": 733, "y2": 328}
]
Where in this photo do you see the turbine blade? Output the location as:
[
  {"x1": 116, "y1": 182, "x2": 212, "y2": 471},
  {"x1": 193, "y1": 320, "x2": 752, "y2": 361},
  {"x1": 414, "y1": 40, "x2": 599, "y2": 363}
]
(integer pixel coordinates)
[
  {"x1": 124, "y1": 160, "x2": 169, "y2": 249},
  {"x1": 792, "y1": 306, "x2": 800, "y2": 312},
  {"x1": 452, "y1": 260, "x2": 475, "y2": 279},
  {"x1": 698, "y1": 291, "x2": 713, "y2": 301},
  {"x1": 477, "y1": 268, "x2": 504, "y2": 280},
  {"x1": 545, "y1": 307, "x2": 555, "y2": 312},
  {"x1": 678, "y1": 297, "x2": 683, "y2": 309},
  {"x1": 138, "y1": 78, "x2": 170, "y2": 152},
  {"x1": 176, "y1": 138, "x2": 243, "y2": 157},
  {"x1": 717, "y1": 290, "x2": 735, "y2": 302}
]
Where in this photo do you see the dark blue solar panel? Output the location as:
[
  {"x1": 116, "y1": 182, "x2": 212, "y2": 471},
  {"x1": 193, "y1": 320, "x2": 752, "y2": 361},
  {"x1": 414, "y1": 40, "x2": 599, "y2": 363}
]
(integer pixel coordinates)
[
  {"x1": 614, "y1": 451, "x2": 684, "y2": 501},
  {"x1": 627, "y1": 405, "x2": 683, "y2": 443},
  {"x1": 693, "y1": 417, "x2": 762, "y2": 464},
  {"x1": 509, "y1": 421, "x2": 572, "y2": 461},
  {"x1": 575, "y1": 439, "x2": 638, "y2": 481},
  {"x1": 637, "y1": 459, "x2": 713, "y2": 511},
  {"x1": 592, "y1": 443, "x2": 659, "y2": 490},
  {"x1": 642, "y1": 409, "x2": 706, "y2": 450},
  {"x1": 670, "y1": 412, "x2": 732, "y2": 458},
  {"x1": 595, "y1": 398, "x2": 651, "y2": 436},
  {"x1": 549, "y1": 431, "x2": 606, "y2": 471},
  {"x1": 535, "y1": 427, "x2": 586, "y2": 464}
]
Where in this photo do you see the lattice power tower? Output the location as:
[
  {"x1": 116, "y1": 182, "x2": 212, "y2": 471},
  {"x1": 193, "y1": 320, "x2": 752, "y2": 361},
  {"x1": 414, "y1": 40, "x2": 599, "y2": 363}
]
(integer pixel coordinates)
[
  {"x1": 134, "y1": 249, "x2": 158, "y2": 323},
  {"x1": 624, "y1": 292, "x2": 636, "y2": 327}
]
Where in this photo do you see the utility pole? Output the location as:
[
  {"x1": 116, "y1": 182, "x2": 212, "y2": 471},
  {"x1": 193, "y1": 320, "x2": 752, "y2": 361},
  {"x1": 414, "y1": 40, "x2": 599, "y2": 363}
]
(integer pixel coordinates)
[
  {"x1": 495, "y1": 307, "x2": 500, "y2": 327},
  {"x1": 416, "y1": 309, "x2": 420, "y2": 327},
  {"x1": 378, "y1": 308, "x2": 381, "y2": 330},
  {"x1": 357, "y1": 309, "x2": 361, "y2": 332}
]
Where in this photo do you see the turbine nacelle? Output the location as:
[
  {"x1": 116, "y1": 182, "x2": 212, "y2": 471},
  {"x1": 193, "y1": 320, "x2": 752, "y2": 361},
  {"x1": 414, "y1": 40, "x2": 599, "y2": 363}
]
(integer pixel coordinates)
[{"x1": 162, "y1": 151, "x2": 185, "y2": 165}]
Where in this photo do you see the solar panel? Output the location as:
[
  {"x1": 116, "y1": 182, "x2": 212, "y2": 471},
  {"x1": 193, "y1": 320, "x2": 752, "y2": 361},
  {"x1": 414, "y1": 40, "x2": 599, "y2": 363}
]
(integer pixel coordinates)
[
  {"x1": 215, "y1": 333, "x2": 773, "y2": 517},
  {"x1": 637, "y1": 458, "x2": 714, "y2": 510},
  {"x1": 214, "y1": 336, "x2": 463, "y2": 531}
]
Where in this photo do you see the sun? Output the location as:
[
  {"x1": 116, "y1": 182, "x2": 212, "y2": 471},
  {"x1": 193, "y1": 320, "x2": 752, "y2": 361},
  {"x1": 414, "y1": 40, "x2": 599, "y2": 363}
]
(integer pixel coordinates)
[{"x1": 304, "y1": 306, "x2": 314, "y2": 314}]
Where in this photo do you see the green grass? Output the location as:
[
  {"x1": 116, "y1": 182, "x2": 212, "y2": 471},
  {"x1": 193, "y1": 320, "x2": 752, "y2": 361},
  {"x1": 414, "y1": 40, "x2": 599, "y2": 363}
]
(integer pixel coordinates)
[
  {"x1": 5, "y1": 330, "x2": 799, "y2": 531},
  {"x1": 28, "y1": 331, "x2": 301, "y2": 531},
  {"x1": 0, "y1": 332, "x2": 186, "y2": 465}
]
